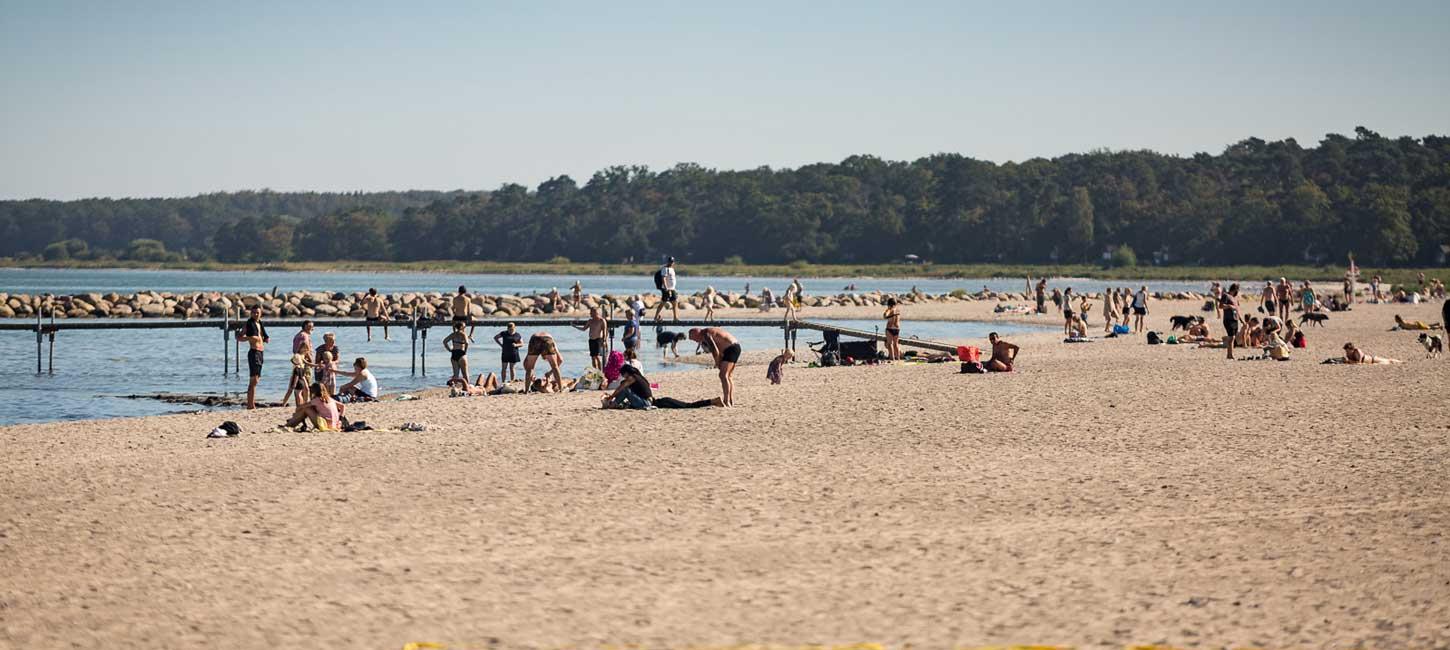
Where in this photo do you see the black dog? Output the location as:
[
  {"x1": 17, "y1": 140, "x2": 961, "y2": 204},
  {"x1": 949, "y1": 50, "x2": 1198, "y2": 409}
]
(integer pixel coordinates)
[
  {"x1": 1169, "y1": 315, "x2": 1204, "y2": 331},
  {"x1": 656, "y1": 327, "x2": 690, "y2": 358},
  {"x1": 1299, "y1": 312, "x2": 1329, "y2": 327}
]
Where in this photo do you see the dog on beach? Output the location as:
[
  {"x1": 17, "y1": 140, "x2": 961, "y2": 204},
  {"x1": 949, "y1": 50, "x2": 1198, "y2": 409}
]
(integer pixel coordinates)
[
  {"x1": 1169, "y1": 315, "x2": 1204, "y2": 331},
  {"x1": 1299, "y1": 312, "x2": 1329, "y2": 327},
  {"x1": 656, "y1": 327, "x2": 690, "y2": 358},
  {"x1": 1419, "y1": 333, "x2": 1444, "y2": 358}
]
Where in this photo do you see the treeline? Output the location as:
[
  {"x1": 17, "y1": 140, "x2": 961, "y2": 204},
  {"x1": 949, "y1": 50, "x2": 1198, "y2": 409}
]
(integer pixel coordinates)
[
  {"x1": 4, "y1": 127, "x2": 1449, "y2": 267},
  {"x1": 0, "y1": 190, "x2": 461, "y2": 262}
]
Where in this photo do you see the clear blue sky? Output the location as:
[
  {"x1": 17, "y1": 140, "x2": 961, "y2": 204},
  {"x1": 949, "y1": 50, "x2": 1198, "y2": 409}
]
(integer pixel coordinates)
[{"x1": 2, "y1": 0, "x2": 1448, "y2": 200}]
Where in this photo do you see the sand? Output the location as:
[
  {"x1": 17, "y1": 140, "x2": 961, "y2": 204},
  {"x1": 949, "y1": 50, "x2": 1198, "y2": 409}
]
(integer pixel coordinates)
[{"x1": 2, "y1": 298, "x2": 1448, "y2": 649}]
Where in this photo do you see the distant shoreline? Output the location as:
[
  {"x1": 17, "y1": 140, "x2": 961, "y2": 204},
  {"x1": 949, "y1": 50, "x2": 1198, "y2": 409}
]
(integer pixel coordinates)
[{"x1": 0, "y1": 258, "x2": 1435, "y2": 285}]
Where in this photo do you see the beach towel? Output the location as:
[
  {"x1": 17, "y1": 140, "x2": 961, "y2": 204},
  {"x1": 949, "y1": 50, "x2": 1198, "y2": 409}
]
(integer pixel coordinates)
[{"x1": 1113, "y1": 324, "x2": 1130, "y2": 335}]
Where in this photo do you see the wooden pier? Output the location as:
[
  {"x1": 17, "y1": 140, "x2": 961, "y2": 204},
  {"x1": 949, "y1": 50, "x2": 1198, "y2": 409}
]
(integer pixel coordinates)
[{"x1": 0, "y1": 314, "x2": 961, "y2": 375}]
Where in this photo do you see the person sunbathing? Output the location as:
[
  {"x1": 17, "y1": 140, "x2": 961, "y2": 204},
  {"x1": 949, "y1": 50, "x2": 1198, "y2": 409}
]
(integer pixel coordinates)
[
  {"x1": 530, "y1": 377, "x2": 578, "y2": 394},
  {"x1": 448, "y1": 372, "x2": 517, "y2": 396},
  {"x1": 1393, "y1": 315, "x2": 1442, "y2": 330},
  {"x1": 1339, "y1": 342, "x2": 1403, "y2": 364},
  {"x1": 1179, "y1": 322, "x2": 1217, "y2": 344}
]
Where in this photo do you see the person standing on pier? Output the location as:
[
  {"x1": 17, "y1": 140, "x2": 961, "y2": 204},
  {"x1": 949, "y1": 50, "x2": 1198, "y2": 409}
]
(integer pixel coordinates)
[
  {"x1": 242, "y1": 306, "x2": 269, "y2": 409},
  {"x1": 571, "y1": 281, "x2": 583, "y2": 310},
  {"x1": 653, "y1": 257, "x2": 679, "y2": 323},
  {"x1": 451, "y1": 286, "x2": 475, "y2": 338},
  {"x1": 363, "y1": 288, "x2": 390, "y2": 342}
]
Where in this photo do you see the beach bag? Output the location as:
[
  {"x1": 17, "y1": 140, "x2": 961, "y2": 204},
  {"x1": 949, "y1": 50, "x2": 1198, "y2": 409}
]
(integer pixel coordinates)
[
  {"x1": 960, "y1": 361, "x2": 985, "y2": 374},
  {"x1": 1147, "y1": 331, "x2": 1163, "y2": 345},
  {"x1": 1113, "y1": 324, "x2": 1130, "y2": 335},
  {"x1": 957, "y1": 346, "x2": 981, "y2": 363},
  {"x1": 820, "y1": 351, "x2": 840, "y2": 367},
  {"x1": 653, "y1": 268, "x2": 666, "y2": 290}
]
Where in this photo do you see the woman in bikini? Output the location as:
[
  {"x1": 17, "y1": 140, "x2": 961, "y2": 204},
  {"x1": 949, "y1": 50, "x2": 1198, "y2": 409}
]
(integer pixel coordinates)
[{"x1": 882, "y1": 298, "x2": 902, "y2": 361}]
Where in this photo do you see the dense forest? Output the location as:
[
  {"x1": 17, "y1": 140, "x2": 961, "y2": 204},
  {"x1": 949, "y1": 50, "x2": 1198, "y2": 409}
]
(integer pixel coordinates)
[{"x1": 3, "y1": 127, "x2": 1448, "y2": 267}]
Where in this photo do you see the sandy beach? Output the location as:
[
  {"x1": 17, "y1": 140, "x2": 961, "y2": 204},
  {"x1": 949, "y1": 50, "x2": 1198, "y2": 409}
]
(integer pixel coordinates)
[{"x1": 3, "y1": 298, "x2": 1448, "y2": 649}]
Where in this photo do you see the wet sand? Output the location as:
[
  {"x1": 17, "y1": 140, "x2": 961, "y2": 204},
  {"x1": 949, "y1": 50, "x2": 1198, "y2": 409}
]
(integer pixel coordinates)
[{"x1": 2, "y1": 298, "x2": 1448, "y2": 649}]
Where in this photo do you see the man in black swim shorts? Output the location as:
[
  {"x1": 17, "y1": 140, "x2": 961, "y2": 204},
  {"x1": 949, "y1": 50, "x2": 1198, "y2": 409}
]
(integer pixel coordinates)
[
  {"x1": 688, "y1": 326, "x2": 741, "y2": 407},
  {"x1": 523, "y1": 331, "x2": 564, "y2": 393},
  {"x1": 241, "y1": 306, "x2": 269, "y2": 410}
]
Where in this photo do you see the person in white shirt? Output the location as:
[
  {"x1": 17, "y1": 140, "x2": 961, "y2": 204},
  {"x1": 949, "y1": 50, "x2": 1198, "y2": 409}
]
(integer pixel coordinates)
[
  {"x1": 652, "y1": 257, "x2": 680, "y2": 322},
  {"x1": 336, "y1": 357, "x2": 380, "y2": 402},
  {"x1": 1131, "y1": 286, "x2": 1149, "y2": 333}
]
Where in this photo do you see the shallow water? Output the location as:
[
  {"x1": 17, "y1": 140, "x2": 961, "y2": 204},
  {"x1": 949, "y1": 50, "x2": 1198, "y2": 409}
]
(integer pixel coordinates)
[{"x1": 0, "y1": 314, "x2": 1045, "y2": 426}]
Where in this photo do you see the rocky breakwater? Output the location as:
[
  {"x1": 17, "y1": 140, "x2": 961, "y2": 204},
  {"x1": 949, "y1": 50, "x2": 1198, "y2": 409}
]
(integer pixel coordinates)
[{"x1": 0, "y1": 288, "x2": 1209, "y2": 320}]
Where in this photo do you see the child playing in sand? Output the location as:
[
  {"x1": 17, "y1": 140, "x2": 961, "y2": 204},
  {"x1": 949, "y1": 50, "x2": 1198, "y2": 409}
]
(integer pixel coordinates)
[{"x1": 767, "y1": 349, "x2": 793, "y2": 385}]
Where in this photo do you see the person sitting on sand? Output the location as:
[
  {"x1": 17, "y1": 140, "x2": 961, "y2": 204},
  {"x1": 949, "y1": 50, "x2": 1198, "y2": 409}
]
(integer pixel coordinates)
[
  {"x1": 282, "y1": 383, "x2": 345, "y2": 431},
  {"x1": 1067, "y1": 314, "x2": 1088, "y2": 339},
  {"x1": 986, "y1": 332, "x2": 1019, "y2": 372},
  {"x1": 1339, "y1": 342, "x2": 1403, "y2": 364},
  {"x1": 767, "y1": 349, "x2": 792, "y2": 385},
  {"x1": 1393, "y1": 315, "x2": 1441, "y2": 331},
  {"x1": 602, "y1": 362, "x2": 723, "y2": 410},
  {"x1": 335, "y1": 357, "x2": 379, "y2": 402},
  {"x1": 1265, "y1": 331, "x2": 1292, "y2": 361}
]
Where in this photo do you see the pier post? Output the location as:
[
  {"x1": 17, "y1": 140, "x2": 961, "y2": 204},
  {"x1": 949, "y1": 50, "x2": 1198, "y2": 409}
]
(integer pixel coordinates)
[
  {"x1": 222, "y1": 309, "x2": 230, "y2": 376},
  {"x1": 410, "y1": 317, "x2": 418, "y2": 376},
  {"x1": 47, "y1": 330, "x2": 54, "y2": 375},
  {"x1": 233, "y1": 306, "x2": 240, "y2": 375},
  {"x1": 34, "y1": 307, "x2": 42, "y2": 375},
  {"x1": 420, "y1": 325, "x2": 428, "y2": 376}
]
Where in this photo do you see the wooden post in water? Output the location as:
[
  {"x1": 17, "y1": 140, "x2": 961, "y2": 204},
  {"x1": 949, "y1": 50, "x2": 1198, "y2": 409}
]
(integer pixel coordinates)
[
  {"x1": 233, "y1": 306, "x2": 241, "y2": 375},
  {"x1": 410, "y1": 316, "x2": 418, "y2": 376},
  {"x1": 47, "y1": 330, "x2": 54, "y2": 375},
  {"x1": 420, "y1": 325, "x2": 428, "y2": 376},
  {"x1": 34, "y1": 305, "x2": 42, "y2": 374},
  {"x1": 222, "y1": 309, "x2": 230, "y2": 376}
]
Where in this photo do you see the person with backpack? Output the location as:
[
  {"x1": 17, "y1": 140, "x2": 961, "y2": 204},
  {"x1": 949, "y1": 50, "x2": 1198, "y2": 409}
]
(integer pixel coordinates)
[{"x1": 652, "y1": 256, "x2": 679, "y2": 323}]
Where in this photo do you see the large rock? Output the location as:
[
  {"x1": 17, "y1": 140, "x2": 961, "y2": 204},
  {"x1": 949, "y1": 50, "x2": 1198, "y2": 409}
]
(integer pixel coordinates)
[
  {"x1": 140, "y1": 303, "x2": 167, "y2": 317},
  {"x1": 112, "y1": 304, "x2": 134, "y2": 316}
]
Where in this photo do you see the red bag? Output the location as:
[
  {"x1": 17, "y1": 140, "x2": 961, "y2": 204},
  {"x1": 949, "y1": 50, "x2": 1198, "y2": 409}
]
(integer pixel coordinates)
[{"x1": 957, "y1": 345, "x2": 981, "y2": 363}]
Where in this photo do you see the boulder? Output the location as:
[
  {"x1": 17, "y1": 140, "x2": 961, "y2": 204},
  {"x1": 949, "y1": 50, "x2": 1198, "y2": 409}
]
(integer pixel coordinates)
[{"x1": 140, "y1": 303, "x2": 167, "y2": 317}]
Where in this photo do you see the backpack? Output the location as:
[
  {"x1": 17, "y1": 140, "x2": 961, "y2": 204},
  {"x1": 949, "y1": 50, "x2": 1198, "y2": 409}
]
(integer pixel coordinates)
[
  {"x1": 653, "y1": 268, "x2": 666, "y2": 290},
  {"x1": 820, "y1": 351, "x2": 840, "y2": 367},
  {"x1": 1147, "y1": 331, "x2": 1163, "y2": 345},
  {"x1": 960, "y1": 361, "x2": 985, "y2": 374}
]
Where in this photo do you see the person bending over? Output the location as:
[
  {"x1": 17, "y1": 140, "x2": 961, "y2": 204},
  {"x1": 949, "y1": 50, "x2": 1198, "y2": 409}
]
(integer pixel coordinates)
[{"x1": 688, "y1": 326, "x2": 741, "y2": 407}]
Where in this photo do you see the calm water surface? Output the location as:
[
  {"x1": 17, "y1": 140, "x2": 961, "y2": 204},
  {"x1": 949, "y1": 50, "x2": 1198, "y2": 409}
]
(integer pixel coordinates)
[{"x1": 1, "y1": 268, "x2": 1185, "y2": 426}]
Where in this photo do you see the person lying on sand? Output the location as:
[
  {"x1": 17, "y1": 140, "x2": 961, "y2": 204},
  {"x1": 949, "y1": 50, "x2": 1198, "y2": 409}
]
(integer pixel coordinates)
[
  {"x1": 1337, "y1": 342, "x2": 1403, "y2": 365},
  {"x1": 1179, "y1": 321, "x2": 1217, "y2": 344},
  {"x1": 986, "y1": 332, "x2": 1019, "y2": 372},
  {"x1": 447, "y1": 372, "x2": 519, "y2": 396},
  {"x1": 601, "y1": 363, "x2": 723, "y2": 410},
  {"x1": 529, "y1": 376, "x2": 578, "y2": 394},
  {"x1": 1393, "y1": 315, "x2": 1442, "y2": 331}
]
